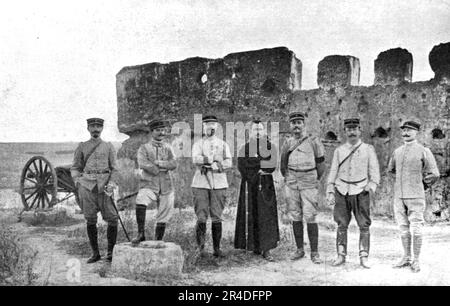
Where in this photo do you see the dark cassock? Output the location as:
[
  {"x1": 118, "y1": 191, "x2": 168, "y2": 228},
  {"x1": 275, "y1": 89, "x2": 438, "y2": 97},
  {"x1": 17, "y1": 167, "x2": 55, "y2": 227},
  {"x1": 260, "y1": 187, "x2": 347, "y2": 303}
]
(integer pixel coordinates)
[{"x1": 234, "y1": 135, "x2": 279, "y2": 259}]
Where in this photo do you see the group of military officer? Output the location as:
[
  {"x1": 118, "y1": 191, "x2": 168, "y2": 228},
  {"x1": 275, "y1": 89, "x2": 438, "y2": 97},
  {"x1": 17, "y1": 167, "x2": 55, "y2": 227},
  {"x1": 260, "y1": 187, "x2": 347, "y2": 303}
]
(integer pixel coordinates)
[{"x1": 71, "y1": 111, "x2": 439, "y2": 273}]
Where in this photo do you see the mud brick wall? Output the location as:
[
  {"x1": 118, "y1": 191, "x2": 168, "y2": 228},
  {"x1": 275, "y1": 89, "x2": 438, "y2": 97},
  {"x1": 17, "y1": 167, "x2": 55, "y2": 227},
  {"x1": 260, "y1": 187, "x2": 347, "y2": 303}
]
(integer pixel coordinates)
[{"x1": 116, "y1": 42, "x2": 450, "y2": 219}]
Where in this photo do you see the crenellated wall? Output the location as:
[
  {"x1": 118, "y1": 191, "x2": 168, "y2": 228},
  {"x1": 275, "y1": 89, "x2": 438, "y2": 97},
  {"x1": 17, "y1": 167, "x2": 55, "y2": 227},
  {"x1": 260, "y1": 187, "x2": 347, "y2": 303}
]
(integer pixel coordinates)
[{"x1": 116, "y1": 42, "x2": 450, "y2": 220}]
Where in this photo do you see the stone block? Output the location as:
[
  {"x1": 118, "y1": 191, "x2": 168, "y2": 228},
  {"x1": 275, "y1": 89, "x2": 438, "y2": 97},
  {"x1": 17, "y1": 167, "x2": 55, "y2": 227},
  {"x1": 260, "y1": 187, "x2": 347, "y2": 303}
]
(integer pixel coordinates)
[
  {"x1": 317, "y1": 55, "x2": 360, "y2": 89},
  {"x1": 374, "y1": 48, "x2": 413, "y2": 85},
  {"x1": 111, "y1": 241, "x2": 184, "y2": 280}
]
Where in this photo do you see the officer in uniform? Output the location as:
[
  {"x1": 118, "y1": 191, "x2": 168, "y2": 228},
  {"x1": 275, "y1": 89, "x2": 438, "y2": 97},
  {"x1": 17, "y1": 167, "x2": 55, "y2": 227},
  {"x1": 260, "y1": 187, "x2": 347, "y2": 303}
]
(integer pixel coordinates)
[
  {"x1": 280, "y1": 111, "x2": 326, "y2": 264},
  {"x1": 388, "y1": 120, "x2": 439, "y2": 273},
  {"x1": 71, "y1": 118, "x2": 119, "y2": 263},
  {"x1": 132, "y1": 119, "x2": 177, "y2": 245},
  {"x1": 191, "y1": 115, "x2": 232, "y2": 257},
  {"x1": 326, "y1": 118, "x2": 380, "y2": 268}
]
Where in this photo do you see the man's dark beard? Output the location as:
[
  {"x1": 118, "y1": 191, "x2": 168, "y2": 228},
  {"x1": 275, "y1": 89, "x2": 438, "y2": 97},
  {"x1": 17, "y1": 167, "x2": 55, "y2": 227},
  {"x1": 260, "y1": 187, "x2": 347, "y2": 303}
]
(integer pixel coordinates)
[{"x1": 92, "y1": 133, "x2": 100, "y2": 138}]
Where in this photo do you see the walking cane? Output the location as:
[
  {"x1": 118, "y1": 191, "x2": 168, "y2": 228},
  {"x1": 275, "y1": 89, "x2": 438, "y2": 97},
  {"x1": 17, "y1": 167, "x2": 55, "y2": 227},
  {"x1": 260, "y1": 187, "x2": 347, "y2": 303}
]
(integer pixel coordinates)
[
  {"x1": 105, "y1": 187, "x2": 131, "y2": 242},
  {"x1": 245, "y1": 179, "x2": 249, "y2": 254}
]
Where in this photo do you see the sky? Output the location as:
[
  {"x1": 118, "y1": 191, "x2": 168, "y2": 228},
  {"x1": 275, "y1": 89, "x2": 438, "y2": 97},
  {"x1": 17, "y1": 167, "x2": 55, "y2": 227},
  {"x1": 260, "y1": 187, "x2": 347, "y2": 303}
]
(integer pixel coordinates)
[{"x1": 0, "y1": 0, "x2": 449, "y2": 142}]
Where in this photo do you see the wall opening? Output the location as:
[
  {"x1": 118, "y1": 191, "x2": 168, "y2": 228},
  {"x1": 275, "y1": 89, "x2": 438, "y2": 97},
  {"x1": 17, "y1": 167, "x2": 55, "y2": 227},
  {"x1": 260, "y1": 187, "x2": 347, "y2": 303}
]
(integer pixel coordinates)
[
  {"x1": 325, "y1": 131, "x2": 338, "y2": 141},
  {"x1": 432, "y1": 128, "x2": 445, "y2": 139},
  {"x1": 373, "y1": 127, "x2": 389, "y2": 138},
  {"x1": 401, "y1": 93, "x2": 407, "y2": 99},
  {"x1": 358, "y1": 96, "x2": 368, "y2": 113},
  {"x1": 261, "y1": 78, "x2": 277, "y2": 94}
]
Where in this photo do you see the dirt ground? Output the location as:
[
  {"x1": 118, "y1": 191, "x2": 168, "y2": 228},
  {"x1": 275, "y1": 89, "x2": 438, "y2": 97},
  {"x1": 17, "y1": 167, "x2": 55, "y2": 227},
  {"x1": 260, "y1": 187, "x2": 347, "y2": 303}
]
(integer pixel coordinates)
[{"x1": 2, "y1": 196, "x2": 450, "y2": 286}]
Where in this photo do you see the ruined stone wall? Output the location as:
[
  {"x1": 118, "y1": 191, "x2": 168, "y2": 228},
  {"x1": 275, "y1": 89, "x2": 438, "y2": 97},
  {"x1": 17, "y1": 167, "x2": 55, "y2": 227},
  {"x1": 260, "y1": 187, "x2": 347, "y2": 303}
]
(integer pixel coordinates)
[
  {"x1": 116, "y1": 47, "x2": 300, "y2": 209},
  {"x1": 116, "y1": 42, "x2": 450, "y2": 220}
]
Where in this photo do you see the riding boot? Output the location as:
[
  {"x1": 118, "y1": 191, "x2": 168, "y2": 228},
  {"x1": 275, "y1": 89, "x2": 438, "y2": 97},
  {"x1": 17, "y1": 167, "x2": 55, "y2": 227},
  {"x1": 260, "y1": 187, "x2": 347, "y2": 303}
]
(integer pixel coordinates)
[
  {"x1": 393, "y1": 234, "x2": 412, "y2": 268},
  {"x1": 86, "y1": 224, "x2": 101, "y2": 263},
  {"x1": 307, "y1": 223, "x2": 321, "y2": 264},
  {"x1": 359, "y1": 230, "x2": 370, "y2": 269},
  {"x1": 106, "y1": 224, "x2": 117, "y2": 262},
  {"x1": 332, "y1": 228, "x2": 347, "y2": 266},
  {"x1": 212, "y1": 222, "x2": 224, "y2": 258},
  {"x1": 411, "y1": 235, "x2": 422, "y2": 273},
  {"x1": 196, "y1": 222, "x2": 207, "y2": 256},
  {"x1": 131, "y1": 205, "x2": 146, "y2": 246},
  {"x1": 155, "y1": 222, "x2": 166, "y2": 241},
  {"x1": 291, "y1": 221, "x2": 305, "y2": 260}
]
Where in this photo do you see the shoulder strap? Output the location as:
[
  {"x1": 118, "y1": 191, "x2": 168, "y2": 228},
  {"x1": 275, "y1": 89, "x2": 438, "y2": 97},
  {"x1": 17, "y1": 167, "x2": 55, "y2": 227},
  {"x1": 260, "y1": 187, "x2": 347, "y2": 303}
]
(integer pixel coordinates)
[
  {"x1": 288, "y1": 136, "x2": 309, "y2": 154},
  {"x1": 82, "y1": 141, "x2": 103, "y2": 171},
  {"x1": 280, "y1": 136, "x2": 308, "y2": 177},
  {"x1": 338, "y1": 143, "x2": 363, "y2": 169}
]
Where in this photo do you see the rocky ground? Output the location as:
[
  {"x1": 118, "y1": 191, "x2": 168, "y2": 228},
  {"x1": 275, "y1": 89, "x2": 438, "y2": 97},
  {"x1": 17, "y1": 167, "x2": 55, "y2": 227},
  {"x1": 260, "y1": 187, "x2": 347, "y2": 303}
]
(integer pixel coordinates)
[{"x1": 1, "y1": 188, "x2": 450, "y2": 286}]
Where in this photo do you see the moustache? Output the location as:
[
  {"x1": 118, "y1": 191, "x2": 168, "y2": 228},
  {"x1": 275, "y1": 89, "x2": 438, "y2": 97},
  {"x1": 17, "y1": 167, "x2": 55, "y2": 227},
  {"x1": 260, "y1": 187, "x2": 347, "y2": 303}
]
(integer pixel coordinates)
[
  {"x1": 402, "y1": 134, "x2": 410, "y2": 137},
  {"x1": 348, "y1": 134, "x2": 356, "y2": 137}
]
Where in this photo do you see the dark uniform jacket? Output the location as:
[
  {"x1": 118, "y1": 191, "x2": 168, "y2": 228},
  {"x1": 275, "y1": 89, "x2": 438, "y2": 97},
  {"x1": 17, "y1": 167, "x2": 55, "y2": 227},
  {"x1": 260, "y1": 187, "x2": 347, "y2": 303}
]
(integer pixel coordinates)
[{"x1": 70, "y1": 138, "x2": 118, "y2": 192}]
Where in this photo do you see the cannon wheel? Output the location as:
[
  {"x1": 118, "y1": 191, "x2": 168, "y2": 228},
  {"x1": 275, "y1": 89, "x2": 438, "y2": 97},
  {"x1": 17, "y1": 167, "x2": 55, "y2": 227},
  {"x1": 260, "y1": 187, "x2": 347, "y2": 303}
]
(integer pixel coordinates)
[{"x1": 19, "y1": 156, "x2": 58, "y2": 210}]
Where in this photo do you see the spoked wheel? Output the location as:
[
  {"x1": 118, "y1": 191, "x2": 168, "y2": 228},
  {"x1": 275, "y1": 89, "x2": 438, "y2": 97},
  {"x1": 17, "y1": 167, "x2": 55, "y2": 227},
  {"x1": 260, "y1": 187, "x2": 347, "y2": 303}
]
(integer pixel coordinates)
[{"x1": 19, "y1": 156, "x2": 58, "y2": 210}]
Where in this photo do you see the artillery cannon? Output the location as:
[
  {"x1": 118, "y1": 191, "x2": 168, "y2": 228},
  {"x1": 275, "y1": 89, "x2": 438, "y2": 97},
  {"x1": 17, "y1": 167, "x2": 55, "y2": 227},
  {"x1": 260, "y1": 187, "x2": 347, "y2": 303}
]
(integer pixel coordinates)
[
  {"x1": 19, "y1": 156, "x2": 79, "y2": 211},
  {"x1": 18, "y1": 155, "x2": 139, "y2": 213}
]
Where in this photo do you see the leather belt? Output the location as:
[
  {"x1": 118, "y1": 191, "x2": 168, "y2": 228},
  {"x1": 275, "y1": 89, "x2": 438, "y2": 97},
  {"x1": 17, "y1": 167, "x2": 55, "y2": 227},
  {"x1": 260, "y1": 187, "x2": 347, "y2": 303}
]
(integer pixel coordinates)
[
  {"x1": 201, "y1": 167, "x2": 222, "y2": 174},
  {"x1": 288, "y1": 167, "x2": 316, "y2": 173},
  {"x1": 85, "y1": 170, "x2": 110, "y2": 174},
  {"x1": 340, "y1": 178, "x2": 367, "y2": 185}
]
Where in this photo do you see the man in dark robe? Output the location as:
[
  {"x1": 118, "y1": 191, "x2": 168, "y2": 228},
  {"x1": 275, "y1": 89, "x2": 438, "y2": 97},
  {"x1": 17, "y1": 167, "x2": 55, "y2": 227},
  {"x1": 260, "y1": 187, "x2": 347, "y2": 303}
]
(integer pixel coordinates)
[{"x1": 234, "y1": 120, "x2": 279, "y2": 261}]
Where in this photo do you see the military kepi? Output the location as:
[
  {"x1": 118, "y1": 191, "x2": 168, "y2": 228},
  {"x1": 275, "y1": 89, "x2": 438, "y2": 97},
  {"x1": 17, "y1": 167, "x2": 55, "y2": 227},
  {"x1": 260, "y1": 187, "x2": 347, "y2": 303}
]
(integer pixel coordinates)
[
  {"x1": 289, "y1": 112, "x2": 306, "y2": 122},
  {"x1": 344, "y1": 118, "x2": 360, "y2": 128},
  {"x1": 202, "y1": 115, "x2": 218, "y2": 123},
  {"x1": 400, "y1": 120, "x2": 420, "y2": 131},
  {"x1": 87, "y1": 118, "x2": 104, "y2": 126},
  {"x1": 149, "y1": 119, "x2": 168, "y2": 130}
]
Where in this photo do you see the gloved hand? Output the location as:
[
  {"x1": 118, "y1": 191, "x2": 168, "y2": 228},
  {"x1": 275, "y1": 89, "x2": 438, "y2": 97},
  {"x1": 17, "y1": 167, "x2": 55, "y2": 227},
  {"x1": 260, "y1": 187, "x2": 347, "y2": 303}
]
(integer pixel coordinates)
[
  {"x1": 212, "y1": 161, "x2": 223, "y2": 172},
  {"x1": 155, "y1": 160, "x2": 168, "y2": 168},
  {"x1": 423, "y1": 173, "x2": 438, "y2": 185},
  {"x1": 326, "y1": 192, "x2": 335, "y2": 206},
  {"x1": 74, "y1": 177, "x2": 81, "y2": 187},
  {"x1": 105, "y1": 182, "x2": 118, "y2": 196}
]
